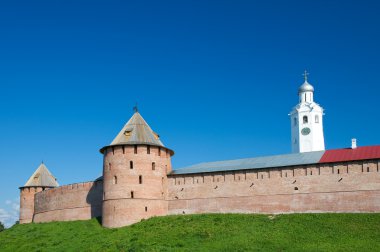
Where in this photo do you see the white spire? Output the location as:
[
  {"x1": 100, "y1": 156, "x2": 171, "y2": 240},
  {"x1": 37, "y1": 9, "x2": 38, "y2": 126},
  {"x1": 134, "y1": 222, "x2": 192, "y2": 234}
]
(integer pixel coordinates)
[
  {"x1": 298, "y1": 71, "x2": 315, "y2": 103},
  {"x1": 290, "y1": 71, "x2": 325, "y2": 153}
]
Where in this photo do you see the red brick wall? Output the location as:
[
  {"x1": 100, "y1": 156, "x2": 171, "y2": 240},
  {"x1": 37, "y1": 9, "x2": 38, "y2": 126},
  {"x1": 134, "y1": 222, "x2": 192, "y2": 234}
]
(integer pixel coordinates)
[
  {"x1": 33, "y1": 180, "x2": 103, "y2": 223},
  {"x1": 102, "y1": 145, "x2": 172, "y2": 228},
  {"x1": 26, "y1": 157, "x2": 380, "y2": 227},
  {"x1": 167, "y1": 159, "x2": 380, "y2": 214},
  {"x1": 19, "y1": 187, "x2": 43, "y2": 224}
]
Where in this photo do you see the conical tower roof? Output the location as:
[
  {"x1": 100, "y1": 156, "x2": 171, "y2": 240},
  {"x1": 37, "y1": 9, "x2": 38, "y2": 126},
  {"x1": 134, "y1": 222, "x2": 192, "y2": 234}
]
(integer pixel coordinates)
[
  {"x1": 110, "y1": 112, "x2": 164, "y2": 146},
  {"x1": 101, "y1": 111, "x2": 173, "y2": 155},
  {"x1": 22, "y1": 163, "x2": 59, "y2": 188}
]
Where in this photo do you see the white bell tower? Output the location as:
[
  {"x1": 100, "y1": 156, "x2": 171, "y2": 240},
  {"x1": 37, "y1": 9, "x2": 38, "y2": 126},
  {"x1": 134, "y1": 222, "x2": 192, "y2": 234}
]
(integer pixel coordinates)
[{"x1": 289, "y1": 71, "x2": 325, "y2": 153}]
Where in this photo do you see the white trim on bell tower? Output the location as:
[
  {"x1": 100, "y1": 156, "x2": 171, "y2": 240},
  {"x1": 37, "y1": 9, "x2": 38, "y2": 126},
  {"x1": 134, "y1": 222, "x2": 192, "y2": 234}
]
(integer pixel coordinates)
[{"x1": 289, "y1": 71, "x2": 325, "y2": 153}]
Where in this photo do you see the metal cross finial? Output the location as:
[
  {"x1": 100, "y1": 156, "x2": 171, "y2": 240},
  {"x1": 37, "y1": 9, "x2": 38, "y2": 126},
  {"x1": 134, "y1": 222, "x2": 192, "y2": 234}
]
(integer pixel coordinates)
[
  {"x1": 302, "y1": 70, "x2": 309, "y2": 82},
  {"x1": 133, "y1": 103, "x2": 138, "y2": 113}
]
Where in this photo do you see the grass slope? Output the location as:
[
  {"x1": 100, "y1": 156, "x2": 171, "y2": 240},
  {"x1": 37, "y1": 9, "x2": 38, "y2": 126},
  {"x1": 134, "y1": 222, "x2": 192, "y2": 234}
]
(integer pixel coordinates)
[{"x1": 1, "y1": 214, "x2": 380, "y2": 251}]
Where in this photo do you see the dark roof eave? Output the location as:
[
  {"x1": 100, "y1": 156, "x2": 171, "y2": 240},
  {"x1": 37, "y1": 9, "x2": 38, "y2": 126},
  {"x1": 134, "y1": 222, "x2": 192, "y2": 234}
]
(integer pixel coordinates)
[{"x1": 19, "y1": 186, "x2": 57, "y2": 190}]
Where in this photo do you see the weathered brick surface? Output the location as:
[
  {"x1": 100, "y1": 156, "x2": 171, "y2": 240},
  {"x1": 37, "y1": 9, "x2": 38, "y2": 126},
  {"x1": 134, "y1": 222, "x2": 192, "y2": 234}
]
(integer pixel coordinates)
[
  {"x1": 102, "y1": 145, "x2": 172, "y2": 228},
  {"x1": 32, "y1": 180, "x2": 103, "y2": 223},
  {"x1": 19, "y1": 187, "x2": 43, "y2": 224},
  {"x1": 23, "y1": 151, "x2": 380, "y2": 227},
  {"x1": 167, "y1": 160, "x2": 380, "y2": 214}
]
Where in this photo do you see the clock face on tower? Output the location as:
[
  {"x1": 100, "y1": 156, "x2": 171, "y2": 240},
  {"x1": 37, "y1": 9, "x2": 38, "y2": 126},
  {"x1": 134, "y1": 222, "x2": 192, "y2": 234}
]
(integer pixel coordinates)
[{"x1": 301, "y1": 127, "x2": 311, "y2": 136}]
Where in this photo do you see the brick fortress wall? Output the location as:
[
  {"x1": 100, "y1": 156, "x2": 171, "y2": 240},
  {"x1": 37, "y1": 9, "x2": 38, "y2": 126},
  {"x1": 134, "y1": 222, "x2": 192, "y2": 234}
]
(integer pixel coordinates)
[
  {"x1": 102, "y1": 145, "x2": 172, "y2": 228},
  {"x1": 167, "y1": 159, "x2": 380, "y2": 215},
  {"x1": 30, "y1": 159, "x2": 380, "y2": 225},
  {"x1": 19, "y1": 187, "x2": 44, "y2": 224},
  {"x1": 33, "y1": 180, "x2": 103, "y2": 223}
]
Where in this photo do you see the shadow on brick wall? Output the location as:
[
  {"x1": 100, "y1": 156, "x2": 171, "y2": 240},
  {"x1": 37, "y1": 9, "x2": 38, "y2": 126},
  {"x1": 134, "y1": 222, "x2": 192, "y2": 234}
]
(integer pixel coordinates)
[{"x1": 86, "y1": 180, "x2": 103, "y2": 220}]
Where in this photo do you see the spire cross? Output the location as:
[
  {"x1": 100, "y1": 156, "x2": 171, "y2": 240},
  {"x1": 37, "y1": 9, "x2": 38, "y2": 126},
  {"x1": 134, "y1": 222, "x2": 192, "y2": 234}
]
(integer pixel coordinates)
[
  {"x1": 133, "y1": 103, "x2": 138, "y2": 113},
  {"x1": 302, "y1": 70, "x2": 309, "y2": 82}
]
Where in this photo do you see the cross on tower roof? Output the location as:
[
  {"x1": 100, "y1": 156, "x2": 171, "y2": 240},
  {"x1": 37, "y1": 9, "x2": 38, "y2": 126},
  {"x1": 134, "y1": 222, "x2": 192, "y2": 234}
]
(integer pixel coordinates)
[
  {"x1": 302, "y1": 70, "x2": 309, "y2": 82},
  {"x1": 133, "y1": 103, "x2": 138, "y2": 113}
]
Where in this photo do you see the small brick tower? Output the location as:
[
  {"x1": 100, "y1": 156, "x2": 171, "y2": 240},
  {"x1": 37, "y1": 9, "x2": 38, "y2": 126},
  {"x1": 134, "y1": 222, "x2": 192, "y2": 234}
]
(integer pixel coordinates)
[
  {"x1": 19, "y1": 162, "x2": 58, "y2": 224},
  {"x1": 100, "y1": 110, "x2": 174, "y2": 228}
]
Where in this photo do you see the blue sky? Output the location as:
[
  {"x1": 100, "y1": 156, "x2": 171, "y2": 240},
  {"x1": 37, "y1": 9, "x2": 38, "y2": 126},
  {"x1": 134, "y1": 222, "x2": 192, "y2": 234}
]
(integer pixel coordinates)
[{"x1": 0, "y1": 0, "x2": 379, "y2": 227}]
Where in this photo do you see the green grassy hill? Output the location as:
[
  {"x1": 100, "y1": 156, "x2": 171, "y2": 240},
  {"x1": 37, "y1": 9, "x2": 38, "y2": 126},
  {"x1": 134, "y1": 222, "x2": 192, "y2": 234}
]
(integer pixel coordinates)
[{"x1": 1, "y1": 214, "x2": 379, "y2": 251}]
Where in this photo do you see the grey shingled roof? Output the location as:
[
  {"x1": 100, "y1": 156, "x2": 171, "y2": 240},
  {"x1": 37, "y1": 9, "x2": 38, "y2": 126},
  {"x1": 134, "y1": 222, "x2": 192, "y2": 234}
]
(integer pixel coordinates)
[
  {"x1": 110, "y1": 112, "x2": 164, "y2": 147},
  {"x1": 171, "y1": 151, "x2": 325, "y2": 175},
  {"x1": 23, "y1": 163, "x2": 59, "y2": 187}
]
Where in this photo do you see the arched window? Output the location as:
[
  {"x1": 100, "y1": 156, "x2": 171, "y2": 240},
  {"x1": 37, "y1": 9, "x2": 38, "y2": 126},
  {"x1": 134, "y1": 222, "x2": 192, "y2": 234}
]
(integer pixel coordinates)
[
  {"x1": 315, "y1": 115, "x2": 319, "y2": 123},
  {"x1": 303, "y1": 116, "x2": 308, "y2": 124},
  {"x1": 130, "y1": 161, "x2": 133, "y2": 169},
  {"x1": 113, "y1": 176, "x2": 117, "y2": 185}
]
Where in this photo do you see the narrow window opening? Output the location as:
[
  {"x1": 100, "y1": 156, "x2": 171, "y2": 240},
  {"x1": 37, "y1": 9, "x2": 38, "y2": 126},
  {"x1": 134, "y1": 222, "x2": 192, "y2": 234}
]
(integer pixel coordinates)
[
  {"x1": 147, "y1": 146, "x2": 150, "y2": 154},
  {"x1": 337, "y1": 169, "x2": 340, "y2": 174},
  {"x1": 122, "y1": 146, "x2": 125, "y2": 154},
  {"x1": 139, "y1": 175, "x2": 143, "y2": 184},
  {"x1": 145, "y1": 206, "x2": 148, "y2": 212},
  {"x1": 109, "y1": 163, "x2": 112, "y2": 171},
  {"x1": 285, "y1": 172, "x2": 288, "y2": 178},
  {"x1": 294, "y1": 187, "x2": 299, "y2": 191},
  {"x1": 158, "y1": 148, "x2": 161, "y2": 156},
  {"x1": 131, "y1": 191, "x2": 134, "y2": 198},
  {"x1": 112, "y1": 147, "x2": 115, "y2": 155},
  {"x1": 261, "y1": 174, "x2": 264, "y2": 179},
  {"x1": 130, "y1": 161, "x2": 133, "y2": 169},
  {"x1": 303, "y1": 116, "x2": 308, "y2": 124},
  {"x1": 113, "y1": 176, "x2": 117, "y2": 185},
  {"x1": 310, "y1": 171, "x2": 313, "y2": 175},
  {"x1": 152, "y1": 162, "x2": 155, "y2": 170},
  {"x1": 134, "y1": 145, "x2": 137, "y2": 154},
  {"x1": 367, "y1": 167, "x2": 370, "y2": 172}
]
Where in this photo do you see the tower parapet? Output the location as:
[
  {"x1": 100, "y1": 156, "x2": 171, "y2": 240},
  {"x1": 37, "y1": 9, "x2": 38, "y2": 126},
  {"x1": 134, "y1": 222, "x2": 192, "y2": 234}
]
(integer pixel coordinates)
[
  {"x1": 100, "y1": 111, "x2": 174, "y2": 228},
  {"x1": 19, "y1": 162, "x2": 58, "y2": 224}
]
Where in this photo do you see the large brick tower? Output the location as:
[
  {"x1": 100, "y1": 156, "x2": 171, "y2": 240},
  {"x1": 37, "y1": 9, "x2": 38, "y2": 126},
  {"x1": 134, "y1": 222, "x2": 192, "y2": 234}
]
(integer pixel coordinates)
[
  {"x1": 19, "y1": 162, "x2": 58, "y2": 224},
  {"x1": 100, "y1": 110, "x2": 174, "y2": 228}
]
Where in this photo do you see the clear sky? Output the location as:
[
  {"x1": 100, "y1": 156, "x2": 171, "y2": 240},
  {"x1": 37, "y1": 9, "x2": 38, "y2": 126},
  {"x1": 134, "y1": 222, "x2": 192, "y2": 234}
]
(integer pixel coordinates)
[{"x1": 0, "y1": 0, "x2": 379, "y2": 227}]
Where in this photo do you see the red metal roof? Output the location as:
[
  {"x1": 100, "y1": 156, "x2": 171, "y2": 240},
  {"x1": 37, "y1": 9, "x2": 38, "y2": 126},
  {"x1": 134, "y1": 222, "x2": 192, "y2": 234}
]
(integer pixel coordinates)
[{"x1": 319, "y1": 145, "x2": 380, "y2": 163}]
